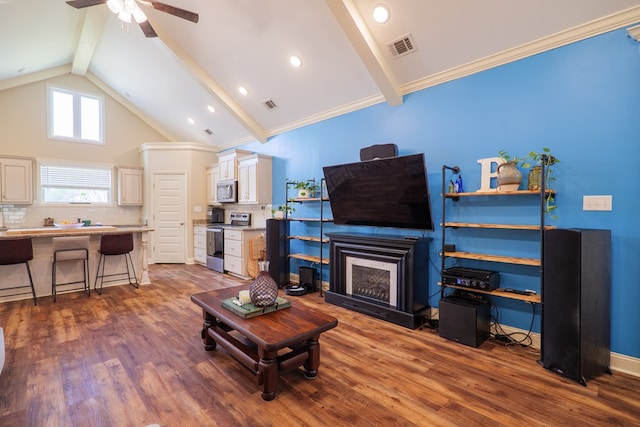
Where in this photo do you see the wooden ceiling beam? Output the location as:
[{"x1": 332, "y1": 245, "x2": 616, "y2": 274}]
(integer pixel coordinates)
[{"x1": 325, "y1": 0, "x2": 403, "y2": 106}]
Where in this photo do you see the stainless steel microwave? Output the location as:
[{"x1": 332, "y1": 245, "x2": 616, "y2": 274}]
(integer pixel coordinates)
[{"x1": 216, "y1": 180, "x2": 237, "y2": 203}]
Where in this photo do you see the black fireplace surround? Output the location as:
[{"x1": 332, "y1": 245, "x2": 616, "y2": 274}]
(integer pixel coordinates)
[{"x1": 324, "y1": 232, "x2": 430, "y2": 329}]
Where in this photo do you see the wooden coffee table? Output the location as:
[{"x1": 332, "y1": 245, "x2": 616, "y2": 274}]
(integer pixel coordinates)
[{"x1": 191, "y1": 286, "x2": 338, "y2": 401}]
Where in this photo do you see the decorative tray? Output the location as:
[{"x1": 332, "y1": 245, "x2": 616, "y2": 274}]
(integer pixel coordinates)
[{"x1": 54, "y1": 222, "x2": 85, "y2": 229}]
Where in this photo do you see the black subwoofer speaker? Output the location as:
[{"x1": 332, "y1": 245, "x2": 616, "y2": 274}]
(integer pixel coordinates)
[
  {"x1": 542, "y1": 228, "x2": 611, "y2": 385},
  {"x1": 266, "y1": 219, "x2": 289, "y2": 287},
  {"x1": 439, "y1": 295, "x2": 490, "y2": 348},
  {"x1": 299, "y1": 266, "x2": 317, "y2": 293}
]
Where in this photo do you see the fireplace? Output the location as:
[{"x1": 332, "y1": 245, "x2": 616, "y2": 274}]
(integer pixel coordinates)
[{"x1": 325, "y1": 232, "x2": 430, "y2": 329}]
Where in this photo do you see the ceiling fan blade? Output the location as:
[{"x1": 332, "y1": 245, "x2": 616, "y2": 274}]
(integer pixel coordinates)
[
  {"x1": 138, "y1": 20, "x2": 158, "y2": 38},
  {"x1": 66, "y1": 0, "x2": 107, "y2": 8},
  {"x1": 149, "y1": 1, "x2": 199, "y2": 23}
]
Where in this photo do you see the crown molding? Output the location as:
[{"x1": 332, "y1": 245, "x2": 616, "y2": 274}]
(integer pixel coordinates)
[{"x1": 628, "y1": 24, "x2": 640, "y2": 42}]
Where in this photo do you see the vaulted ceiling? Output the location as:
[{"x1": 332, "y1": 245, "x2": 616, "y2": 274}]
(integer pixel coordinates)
[{"x1": 1, "y1": 0, "x2": 640, "y2": 151}]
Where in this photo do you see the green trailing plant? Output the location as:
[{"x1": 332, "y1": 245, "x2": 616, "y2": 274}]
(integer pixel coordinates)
[
  {"x1": 288, "y1": 179, "x2": 318, "y2": 197},
  {"x1": 498, "y1": 148, "x2": 560, "y2": 219},
  {"x1": 271, "y1": 204, "x2": 295, "y2": 217}
]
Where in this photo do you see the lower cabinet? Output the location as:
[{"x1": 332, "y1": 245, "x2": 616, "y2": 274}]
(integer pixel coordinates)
[
  {"x1": 224, "y1": 228, "x2": 265, "y2": 278},
  {"x1": 193, "y1": 225, "x2": 206, "y2": 265}
]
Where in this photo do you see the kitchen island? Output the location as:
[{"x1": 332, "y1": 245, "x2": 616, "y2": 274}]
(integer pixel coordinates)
[{"x1": 0, "y1": 225, "x2": 152, "y2": 303}]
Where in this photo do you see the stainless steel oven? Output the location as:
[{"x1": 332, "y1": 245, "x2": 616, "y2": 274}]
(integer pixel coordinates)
[{"x1": 206, "y1": 226, "x2": 224, "y2": 273}]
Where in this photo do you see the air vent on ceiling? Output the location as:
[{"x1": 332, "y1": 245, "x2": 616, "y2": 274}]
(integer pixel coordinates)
[
  {"x1": 263, "y1": 99, "x2": 278, "y2": 110},
  {"x1": 204, "y1": 128, "x2": 213, "y2": 135},
  {"x1": 387, "y1": 33, "x2": 417, "y2": 58}
]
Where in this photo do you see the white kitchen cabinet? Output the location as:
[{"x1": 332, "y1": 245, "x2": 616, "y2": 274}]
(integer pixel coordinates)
[
  {"x1": 237, "y1": 154, "x2": 272, "y2": 205},
  {"x1": 223, "y1": 228, "x2": 264, "y2": 278},
  {"x1": 0, "y1": 157, "x2": 33, "y2": 204},
  {"x1": 117, "y1": 166, "x2": 143, "y2": 206},
  {"x1": 217, "y1": 149, "x2": 251, "y2": 181},
  {"x1": 205, "y1": 165, "x2": 220, "y2": 204},
  {"x1": 193, "y1": 225, "x2": 206, "y2": 265}
]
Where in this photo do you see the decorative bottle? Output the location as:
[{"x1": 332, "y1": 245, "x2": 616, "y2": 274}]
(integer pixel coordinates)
[{"x1": 249, "y1": 261, "x2": 279, "y2": 307}]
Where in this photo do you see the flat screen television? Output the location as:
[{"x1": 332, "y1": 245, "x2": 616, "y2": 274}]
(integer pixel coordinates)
[{"x1": 322, "y1": 153, "x2": 433, "y2": 230}]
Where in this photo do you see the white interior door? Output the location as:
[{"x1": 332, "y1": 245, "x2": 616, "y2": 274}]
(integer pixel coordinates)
[{"x1": 153, "y1": 173, "x2": 186, "y2": 264}]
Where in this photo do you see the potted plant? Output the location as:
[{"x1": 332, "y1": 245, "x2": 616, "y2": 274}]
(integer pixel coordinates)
[
  {"x1": 289, "y1": 180, "x2": 317, "y2": 198},
  {"x1": 498, "y1": 148, "x2": 560, "y2": 219},
  {"x1": 271, "y1": 204, "x2": 295, "y2": 219}
]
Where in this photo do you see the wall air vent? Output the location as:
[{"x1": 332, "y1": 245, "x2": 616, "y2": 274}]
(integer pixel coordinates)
[
  {"x1": 263, "y1": 99, "x2": 278, "y2": 110},
  {"x1": 387, "y1": 33, "x2": 418, "y2": 58}
]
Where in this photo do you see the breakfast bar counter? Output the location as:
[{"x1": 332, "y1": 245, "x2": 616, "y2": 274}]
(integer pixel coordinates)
[{"x1": 0, "y1": 226, "x2": 152, "y2": 303}]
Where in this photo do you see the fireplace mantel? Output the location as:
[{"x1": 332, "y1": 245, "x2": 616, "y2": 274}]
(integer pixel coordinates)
[{"x1": 325, "y1": 232, "x2": 431, "y2": 329}]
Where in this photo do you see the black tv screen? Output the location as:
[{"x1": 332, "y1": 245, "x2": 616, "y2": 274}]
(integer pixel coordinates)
[{"x1": 322, "y1": 153, "x2": 433, "y2": 230}]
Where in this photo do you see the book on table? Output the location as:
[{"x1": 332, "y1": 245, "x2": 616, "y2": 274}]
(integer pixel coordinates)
[{"x1": 222, "y1": 296, "x2": 291, "y2": 319}]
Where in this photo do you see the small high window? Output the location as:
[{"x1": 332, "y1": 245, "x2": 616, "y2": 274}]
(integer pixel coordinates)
[
  {"x1": 40, "y1": 162, "x2": 112, "y2": 204},
  {"x1": 48, "y1": 85, "x2": 104, "y2": 144}
]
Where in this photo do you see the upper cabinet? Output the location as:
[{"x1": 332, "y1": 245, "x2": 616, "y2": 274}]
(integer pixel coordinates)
[
  {"x1": 206, "y1": 164, "x2": 220, "y2": 205},
  {"x1": 0, "y1": 157, "x2": 33, "y2": 204},
  {"x1": 237, "y1": 154, "x2": 272, "y2": 205},
  {"x1": 217, "y1": 149, "x2": 251, "y2": 181},
  {"x1": 117, "y1": 166, "x2": 143, "y2": 206}
]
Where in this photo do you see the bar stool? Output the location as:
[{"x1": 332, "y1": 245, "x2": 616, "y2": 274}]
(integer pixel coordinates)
[
  {"x1": 94, "y1": 233, "x2": 139, "y2": 295},
  {"x1": 0, "y1": 238, "x2": 37, "y2": 305},
  {"x1": 51, "y1": 236, "x2": 90, "y2": 302}
]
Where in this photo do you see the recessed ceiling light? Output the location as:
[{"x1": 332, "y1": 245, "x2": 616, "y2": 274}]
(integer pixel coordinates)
[
  {"x1": 187, "y1": 117, "x2": 196, "y2": 125},
  {"x1": 289, "y1": 55, "x2": 303, "y2": 68},
  {"x1": 207, "y1": 105, "x2": 216, "y2": 113},
  {"x1": 238, "y1": 86, "x2": 249, "y2": 96},
  {"x1": 373, "y1": 4, "x2": 390, "y2": 23}
]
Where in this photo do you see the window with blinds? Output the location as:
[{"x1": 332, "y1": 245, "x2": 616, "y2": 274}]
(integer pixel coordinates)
[{"x1": 40, "y1": 163, "x2": 112, "y2": 203}]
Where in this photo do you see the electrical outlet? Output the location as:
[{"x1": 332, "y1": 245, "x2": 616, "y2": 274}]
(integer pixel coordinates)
[{"x1": 583, "y1": 195, "x2": 612, "y2": 211}]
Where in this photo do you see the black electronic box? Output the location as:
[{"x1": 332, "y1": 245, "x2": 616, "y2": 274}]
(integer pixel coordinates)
[{"x1": 442, "y1": 267, "x2": 499, "y2": 291}]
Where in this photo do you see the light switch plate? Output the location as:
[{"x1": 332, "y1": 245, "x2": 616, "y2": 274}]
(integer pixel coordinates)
[{"x1": 583, "y1": 195, "x2": 612, "y2": 211}]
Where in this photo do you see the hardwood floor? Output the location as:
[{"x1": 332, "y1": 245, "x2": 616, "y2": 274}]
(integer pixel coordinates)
[{"x1": 0, "y1": 263, "x2": 638, "y2": 426}]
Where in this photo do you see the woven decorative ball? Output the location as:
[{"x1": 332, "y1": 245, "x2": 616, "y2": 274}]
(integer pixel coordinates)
[{"x1": 249, "y1": 261, "x2": 278, "y2": 307}]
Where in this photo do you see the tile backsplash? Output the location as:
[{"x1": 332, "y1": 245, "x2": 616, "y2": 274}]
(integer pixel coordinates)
[{"x1": 0, "y1": 204, "x2": 144, "y2": 229}]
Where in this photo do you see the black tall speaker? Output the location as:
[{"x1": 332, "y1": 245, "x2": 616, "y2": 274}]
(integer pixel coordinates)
[
  {"x1": 542, "y1": 228, "x2": 611, "y2": 386},
  {"x1": 439, "y1": 295, "x2": 490, "y2": 348},
  {"x1": 266, "y1": 219, "x2": 289, "y2": 287}
]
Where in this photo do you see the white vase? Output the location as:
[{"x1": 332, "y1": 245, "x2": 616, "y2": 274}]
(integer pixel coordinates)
[{"x1": 497, "y1": 161, "x2": 522, "y2": 191}]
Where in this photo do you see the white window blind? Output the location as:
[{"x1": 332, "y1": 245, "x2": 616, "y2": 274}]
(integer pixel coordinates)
[{"x1": 40, "y1": 164, "x2": 112, "y2": 203}]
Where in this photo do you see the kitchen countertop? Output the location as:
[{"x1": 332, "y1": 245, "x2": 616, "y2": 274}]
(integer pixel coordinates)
[{"x1": 0, "y1": 225, "x2": 153, "y2": 239}]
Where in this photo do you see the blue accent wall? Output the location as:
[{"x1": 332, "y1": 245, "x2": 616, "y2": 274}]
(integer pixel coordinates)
[{"x1": 241, "y1": 27, "x2": 640, "y2": 358}]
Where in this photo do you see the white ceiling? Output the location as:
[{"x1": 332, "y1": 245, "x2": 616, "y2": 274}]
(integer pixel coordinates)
[{"x1": 1, "y1": 0, "x2": 640, "y2": 151}]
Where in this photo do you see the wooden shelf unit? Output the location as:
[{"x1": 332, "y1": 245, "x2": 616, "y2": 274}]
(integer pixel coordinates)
[
  {"x1": 440, "y1": 166, "x2": 554, "y2": 304},
  {"x1": 284, "y1": 179, "x2": 332, "y2": 295}
]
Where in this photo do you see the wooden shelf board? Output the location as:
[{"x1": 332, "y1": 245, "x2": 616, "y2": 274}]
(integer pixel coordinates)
[
  {"x1": 289, "y1": 197, "x2": 329, "y2": 202},
  {"x1": 439, "y1": 283, "x2": 541, "y2": 303},
  {"x1": 288, "y1": 235, "x2": 330, "y2": 243},
  {"x1": 443, "y1": 222, "x2": 556, "y2": 231},
  {"x1": 289, "y1": 253, "x2": 329, "y2": 264},
  {"x1": 444, "y1": 251, "x2": 540, "y2": 266},
  {"x1": 287, "y1": 217, "x2": 333, "y2": 222},
  {"x1": 444, "y1": 189, "x2": 555, "y2": 197}
]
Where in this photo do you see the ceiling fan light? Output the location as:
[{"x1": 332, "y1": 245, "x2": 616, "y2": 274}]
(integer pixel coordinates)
[
  {"x1": 132, "y1": 6, "x2": 147, "y2": 23},
  {"x1": 118, "y1": 10, "x2": 132, "y2": 23},
  {"x1": 124, "y1": 0, "x2": 137, "y2": 13},
  {"x1": 106, "y1": 0, "x2": 124, "y2": 14}
]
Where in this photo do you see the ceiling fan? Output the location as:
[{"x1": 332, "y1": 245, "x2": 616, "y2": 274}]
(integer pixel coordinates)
[{"x1": 65, "y1": 0, "x2": 199, "y2": 38}]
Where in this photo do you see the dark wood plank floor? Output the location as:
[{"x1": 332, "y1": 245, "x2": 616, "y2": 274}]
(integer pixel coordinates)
[{"x1": 0, "y1": 263, "x2": 638, "y2": 426}]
